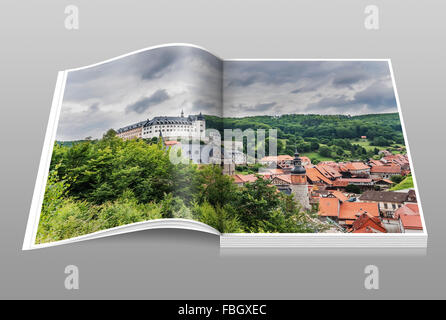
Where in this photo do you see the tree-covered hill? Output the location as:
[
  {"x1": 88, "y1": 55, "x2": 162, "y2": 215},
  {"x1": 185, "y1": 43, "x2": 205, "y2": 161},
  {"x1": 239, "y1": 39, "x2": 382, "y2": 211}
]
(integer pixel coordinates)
[
  {"x1": 205, "y1": 112, "x2": 405, "y2": 162},
  {"x1": 206, "y1": 112, "x2": 403, "y2": 142}
]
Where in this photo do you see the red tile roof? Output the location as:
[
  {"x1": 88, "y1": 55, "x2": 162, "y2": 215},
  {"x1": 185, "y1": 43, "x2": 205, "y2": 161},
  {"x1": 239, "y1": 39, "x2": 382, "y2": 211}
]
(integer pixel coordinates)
[
  {"x1": 273, "y1": 174, "x2": 292, "y2": 184},
  {"x1": 233, "y1": 174, "x2": 258, "y2": 184},
  {"x1": 164, "y1": 140, "x2": 180, "y2": 146},
  {"x1": 318, "y1": 197, "x2": 339, "y2": 217},
  {"x1": 382, "y1": 154, "x2": 409, "y2": 167},
  {"x1": 394, "y1": 203, "x2": 419, "y2": 219},
  {"x1": 369, "y1": 159, "x2": 384, "y2": 166},
  {"x1": 316, "y1": 164, "x2": 342, "y2": 179},
  {"x1": 370, "y1": 165, "x2": 401, "y2": 174},
  {"x1": 331, "y1": 191, "x2": 349, "y2": 202},
  {"x1": 339, "y1": 202, "x2": 379, "y2": 220},
  {"x1": 351, "y1": 213, "x2": 387, "y2": 233},
  {"x1": 306, "y1": 167, "x2": 333, "y2": 185},
  {"x1": 405, "y1": 203, "x2": 420, "y2": 214},
  {"x1": 332, "y1": 179, "x2": 349, "y2": 187},
  {"x1": 344, "y1": 162, "x2": 370, "y2": 171},
  {"x1": 400, "y1": 214, "x2": 423, "y2": 230}
]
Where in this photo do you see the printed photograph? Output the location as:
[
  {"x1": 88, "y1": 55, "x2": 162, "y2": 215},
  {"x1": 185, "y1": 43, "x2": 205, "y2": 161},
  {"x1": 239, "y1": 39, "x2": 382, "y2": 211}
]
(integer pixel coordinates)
[{"x1": 35, "y1": 46, "x2": 422, "y2": 245}]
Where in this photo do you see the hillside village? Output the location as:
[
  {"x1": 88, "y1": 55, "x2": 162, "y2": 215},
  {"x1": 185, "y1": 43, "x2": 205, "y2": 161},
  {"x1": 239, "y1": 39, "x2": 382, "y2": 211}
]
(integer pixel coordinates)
[
  {"x1": 231, "y1": 152, "x2": 421, "y2": 234},
  {"x1": 114, "y1": 111, "x2": 422, "y2": 235}
]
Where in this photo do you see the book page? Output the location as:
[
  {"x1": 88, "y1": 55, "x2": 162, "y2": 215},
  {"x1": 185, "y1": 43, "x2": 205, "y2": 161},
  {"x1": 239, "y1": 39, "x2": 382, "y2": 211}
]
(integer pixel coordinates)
[
  {"x1": 24, "y1": 44, "x2": 225, "y2": 249},
  {"x1": 220, "y1": 59, "x2": 425, "y2": 239}
]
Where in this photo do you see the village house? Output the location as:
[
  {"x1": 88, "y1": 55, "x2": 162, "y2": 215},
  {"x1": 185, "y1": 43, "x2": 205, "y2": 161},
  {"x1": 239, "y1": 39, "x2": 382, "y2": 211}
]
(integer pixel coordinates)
[
  {"x1": 316, "y1": 163, "x2": 342, "y2": 180},
  {"x1": 373, "y1": 177, "x2": 394, "y2": 190},
  {"x1": 329, "y1": 178, "x2": 374, "y2": 191},
  {"x1": 358, "y1": 190, "x2": 416, "y2": 218},
  {"x1": 318, "y1": 196, "x2": 380, "y2": 228},
  {"x1": 395, "y1": 203, "x2": 423, "y2": 234},
  {"x1": 341, "y1": 162, "x2": 371, "y2": 177},
  {"x1": 370, "y1": 164, "x2": 401, "y2": 179},
  {"x1": 381, "y1": 154, "x2": 410, "y2": 171},
  {"x1": 232, "y1": 174, "x2": 258, "y2": 186},
  {"x1": 350, "y1": 213, "x2": 387, "y2": 233},
  {"x1": 368, "y1": 159, "x2": 384, "y2": 167},
  {"x1": 305, "y1": 166, "x2": 333, "y2": 186}
]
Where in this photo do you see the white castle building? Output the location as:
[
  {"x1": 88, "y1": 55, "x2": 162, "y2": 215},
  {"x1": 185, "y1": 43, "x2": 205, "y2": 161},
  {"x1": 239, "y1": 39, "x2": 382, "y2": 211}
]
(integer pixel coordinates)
[{"x1": 116, "y1": 110, "x2": 205, "y2": 140}]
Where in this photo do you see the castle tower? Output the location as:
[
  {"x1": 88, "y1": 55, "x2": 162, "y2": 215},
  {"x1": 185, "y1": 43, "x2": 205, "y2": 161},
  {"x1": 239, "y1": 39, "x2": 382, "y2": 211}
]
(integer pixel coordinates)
[
  {"x1": 290, "y1": 150, "x2": 310, "y2": 210},
  {"x1": 196, "y1": 112, "x2": 205, "y2": 139}
]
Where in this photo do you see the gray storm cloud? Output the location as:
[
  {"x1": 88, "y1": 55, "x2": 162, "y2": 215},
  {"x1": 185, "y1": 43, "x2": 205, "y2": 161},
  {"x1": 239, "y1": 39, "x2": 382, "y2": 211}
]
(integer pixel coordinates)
[
  {"x1": 223, "y1": 60, "x2": 397, "y2": 116},
  {"x1": 56, "y1": 47, "x2": 398, "y2": 141},
  {"x1": 126, "y1": 89, "x2": 170, "y2": 114},
  {"x1": 56, "y1": 45, "x2": 222, "y2": 140}
]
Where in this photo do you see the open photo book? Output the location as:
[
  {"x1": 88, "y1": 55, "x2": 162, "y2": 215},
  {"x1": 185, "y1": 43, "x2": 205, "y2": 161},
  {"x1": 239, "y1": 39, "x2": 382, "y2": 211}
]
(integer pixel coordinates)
[{"x1": 23, "y1": 44, "x2": 427, "y2": 250}]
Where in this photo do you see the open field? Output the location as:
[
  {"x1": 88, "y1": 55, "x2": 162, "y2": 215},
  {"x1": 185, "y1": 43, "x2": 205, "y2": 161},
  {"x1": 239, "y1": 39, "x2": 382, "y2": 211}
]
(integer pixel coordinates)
[{"x1": 390, "y1": 175, "x2": 414, "y2": 191}]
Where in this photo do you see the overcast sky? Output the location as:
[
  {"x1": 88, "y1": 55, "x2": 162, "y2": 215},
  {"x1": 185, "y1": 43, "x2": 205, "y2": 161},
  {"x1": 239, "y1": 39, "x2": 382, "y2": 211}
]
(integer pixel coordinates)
[
  {"x1": 56, "y1": 45, "x2": 398, "y2": 141},
  {"x1": 223, "y1": 60, "x2": 397, "y2": 117},
  {"x1": 56, "y1": 46, "x2": 222, "y2": 141}
]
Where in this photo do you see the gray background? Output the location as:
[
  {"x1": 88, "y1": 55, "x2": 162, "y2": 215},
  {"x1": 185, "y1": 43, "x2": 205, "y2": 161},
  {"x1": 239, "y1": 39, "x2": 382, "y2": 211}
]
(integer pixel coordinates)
[{"x1": 0, "y1": 0, "x2": 444, "y2": 299}]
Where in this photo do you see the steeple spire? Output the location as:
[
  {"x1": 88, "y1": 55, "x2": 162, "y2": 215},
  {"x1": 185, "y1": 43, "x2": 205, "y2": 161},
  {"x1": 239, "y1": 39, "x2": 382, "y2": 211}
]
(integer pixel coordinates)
[
  {"x1": 181, "y1": 109, "x2": 184, "y2": 117},
  {"x1": 291, "y1": 149, "x2": 306, "y2": 175}
]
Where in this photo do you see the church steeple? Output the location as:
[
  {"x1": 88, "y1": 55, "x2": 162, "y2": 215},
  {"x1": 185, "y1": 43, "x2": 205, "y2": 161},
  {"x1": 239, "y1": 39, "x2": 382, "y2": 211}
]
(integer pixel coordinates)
[
  {"x1": 289, "y1": 149, "x2": 310, "y2": 209},
  {"x1": 181, "y1": 109, "x2": 184, "y2": 117},
  {"x1": 291, "y1": 149, "x2": 306, "y2": 175}
]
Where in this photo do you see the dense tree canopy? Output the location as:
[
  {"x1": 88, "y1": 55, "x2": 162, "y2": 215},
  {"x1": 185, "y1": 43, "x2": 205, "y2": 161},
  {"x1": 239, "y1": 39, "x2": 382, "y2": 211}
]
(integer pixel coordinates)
[
  {"x1": 205, "y1": 113, "x2": 405, "y2": 162},
  {"x1": 206, "y1": 113, "x2": 403, "y2": 142},
  {"x1": 38, "y1": 133, "x2": 323, "y2": 243}
]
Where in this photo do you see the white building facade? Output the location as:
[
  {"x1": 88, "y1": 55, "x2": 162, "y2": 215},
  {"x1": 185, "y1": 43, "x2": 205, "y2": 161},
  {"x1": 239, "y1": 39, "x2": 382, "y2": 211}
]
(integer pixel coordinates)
[{"x1": 141, "y1": 111, "x2": 205, "y2": 140}]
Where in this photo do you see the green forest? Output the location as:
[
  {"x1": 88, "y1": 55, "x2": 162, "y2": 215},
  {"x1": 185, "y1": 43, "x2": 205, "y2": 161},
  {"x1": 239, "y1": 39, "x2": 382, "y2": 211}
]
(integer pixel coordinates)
[
  {"x1": 37, "y1": 130, "x2": 323, "y2": 244},
  {"x1": 206, "y1": 112, "x2": 406, "y2": 163}
]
